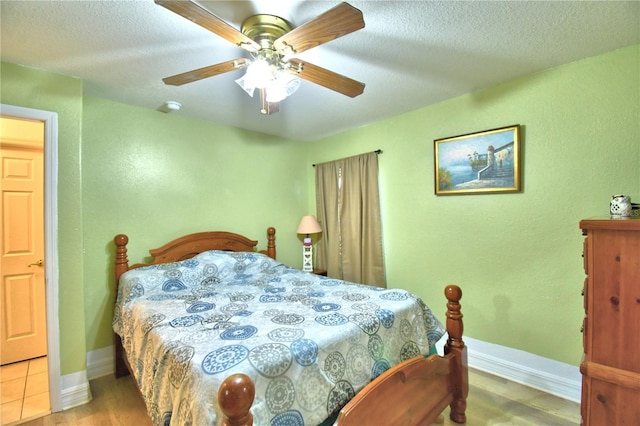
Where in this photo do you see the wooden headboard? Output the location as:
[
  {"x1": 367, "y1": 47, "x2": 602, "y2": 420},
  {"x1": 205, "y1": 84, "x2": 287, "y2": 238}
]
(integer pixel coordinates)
[{"x1": 114, "y1": 227, "x2": 276, "y2": 283}]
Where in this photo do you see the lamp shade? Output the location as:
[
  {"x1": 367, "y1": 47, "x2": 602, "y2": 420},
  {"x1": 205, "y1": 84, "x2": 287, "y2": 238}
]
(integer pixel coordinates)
[{"x1": 297, "y1": 215, "x2": 322, "y2": 235}]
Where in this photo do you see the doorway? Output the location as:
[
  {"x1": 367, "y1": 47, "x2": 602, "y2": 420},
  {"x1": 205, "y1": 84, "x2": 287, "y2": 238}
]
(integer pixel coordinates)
[
  {"x1": 0, "y1": 104, "x2": 61, "y2": 412},
  {"x1": 1, "y1": 116, "x2": 47, "y2": 364}
]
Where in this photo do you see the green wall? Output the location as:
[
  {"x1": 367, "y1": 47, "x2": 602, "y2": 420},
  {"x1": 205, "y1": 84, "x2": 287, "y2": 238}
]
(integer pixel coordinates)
[
  {"x1": 1, "y1": 62, "x2": 309, "y2": 374},
  {"x1": 1, "y1": 44, "x2": 638, "y2": 377},
  {"x1": 80, "y1": 97, "x2": 307, "y2": 351},
  {"x1": 1, "y1": 62, "x2": 87, "y2": 375},
  {"x1": 306, "y1": 45, "x2": 640, "y2": 365}
]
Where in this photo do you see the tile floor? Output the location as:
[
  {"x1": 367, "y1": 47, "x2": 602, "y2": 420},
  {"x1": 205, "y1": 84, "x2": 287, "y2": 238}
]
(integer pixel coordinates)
[{"x1": 1, "y1": 357, "x2": 50, "y2": 426}]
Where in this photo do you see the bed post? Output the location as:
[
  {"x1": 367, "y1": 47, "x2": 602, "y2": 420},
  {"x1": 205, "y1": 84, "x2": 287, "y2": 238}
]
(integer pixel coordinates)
[
  {"x1": 114, "y1": 234, "x2": 131, "y2": 378},
  {"x1": 444, "y1": 285, "x2": 468, "y2": 423},
  {"x1": 114, "y1": 234, "x2": 130, "y2": 282},
  {"x1": 265, "y1": 227, "x2": 276, "y2": 259},
  {"x1": 218, "y1": 373, "x2": 255, "y2": 426}
]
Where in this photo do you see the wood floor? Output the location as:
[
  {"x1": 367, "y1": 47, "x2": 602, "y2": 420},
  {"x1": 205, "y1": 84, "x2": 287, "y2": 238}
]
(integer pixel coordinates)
[{"x1": 18, "y1": 368, "x2": 580, "y2": 425}]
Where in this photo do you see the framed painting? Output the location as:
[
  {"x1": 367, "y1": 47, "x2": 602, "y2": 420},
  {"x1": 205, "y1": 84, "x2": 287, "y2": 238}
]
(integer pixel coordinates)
[{"x1": 434, "y1": 124, "x2": 521, "y2": 195}]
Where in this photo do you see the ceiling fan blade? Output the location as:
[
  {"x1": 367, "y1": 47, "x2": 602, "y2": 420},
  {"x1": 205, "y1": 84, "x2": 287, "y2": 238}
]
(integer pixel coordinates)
[
  {"x1": 259, "y1": 89, "x2": 280, "y2": 115},
  {"x1": 287, "y1": 59, "x2": 365, "y2": 98},
  {"x1": 163, "y1": 58, "x2": 249, "y2": 86},
  {"x1": 274, "y1": 2, "x2": 364, "y2": 55},
  {"x1": 155, "y1": 0, "x2": 260, "y2": 52}
]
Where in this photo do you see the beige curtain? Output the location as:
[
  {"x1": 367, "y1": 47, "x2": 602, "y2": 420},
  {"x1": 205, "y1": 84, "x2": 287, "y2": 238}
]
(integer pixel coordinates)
[{"x1": 315, "y1": 152, "x2": 385, "y2": 287}]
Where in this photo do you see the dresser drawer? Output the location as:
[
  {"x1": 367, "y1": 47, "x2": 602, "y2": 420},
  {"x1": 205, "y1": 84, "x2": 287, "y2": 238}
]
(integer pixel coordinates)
[
  {"x1": 587, "y1": 229, "x2": 640, "y2": 372},
  {"x1": 582, "y1": 376, "x2": 640, "y2": 426}
]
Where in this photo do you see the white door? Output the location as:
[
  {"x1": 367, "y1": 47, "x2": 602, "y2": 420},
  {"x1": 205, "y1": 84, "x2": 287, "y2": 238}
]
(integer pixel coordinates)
[{"x1": 0, "y1": 116, "x2": 47, "y2": 364}]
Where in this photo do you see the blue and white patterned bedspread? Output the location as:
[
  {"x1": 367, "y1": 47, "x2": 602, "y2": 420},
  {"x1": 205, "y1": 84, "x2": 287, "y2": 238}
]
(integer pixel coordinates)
[{"x1": 113, "y1": 250, "x2": 445, "y2": 426}]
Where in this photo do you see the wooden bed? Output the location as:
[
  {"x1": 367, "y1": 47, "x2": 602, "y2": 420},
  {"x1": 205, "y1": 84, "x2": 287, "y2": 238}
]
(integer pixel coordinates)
[{"x1": 113, "y1": 227, "x2": 467, "y2": 425}]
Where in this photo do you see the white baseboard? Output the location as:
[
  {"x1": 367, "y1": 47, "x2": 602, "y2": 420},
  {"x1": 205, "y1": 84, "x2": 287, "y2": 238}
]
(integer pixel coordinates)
[
  {"x1": 59, "y1": 370, "x2": 92, "y2": 410},
  {"x1": 437, "y1": 336, "x2": 582, "y2": 403},
  {"x1": 56, "y1": 346, "x2": 111, "y2": 410},
  {"x1": 86, "y1": 345, "x2": 115, "y2": 380},
  {"x1": 84, "y1": 338, "x2": 582, "y2": 406}
]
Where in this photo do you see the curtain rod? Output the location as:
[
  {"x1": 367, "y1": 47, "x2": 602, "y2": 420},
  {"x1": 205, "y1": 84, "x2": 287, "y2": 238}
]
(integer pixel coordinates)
[{"x1": 312, "y1": 149, "x2": 382, "y2": 167}]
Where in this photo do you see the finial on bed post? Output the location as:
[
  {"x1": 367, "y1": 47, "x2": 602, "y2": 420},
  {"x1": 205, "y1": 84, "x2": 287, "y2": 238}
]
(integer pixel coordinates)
[
  {"x1": 114, "y1": 234, "x2": 130, "y2": 282},
  {"x1": 444, "y1": 284, "x2": 467, "y2": 424},
  {"x1": 218, "y1": 373, "x2": 255, "y2": 426},
  {"x1": 444, "y1": 285, "x2": 463, "y2": 348},
  {"x1": 113, "y1": 234, "x2": 131, "y2": 379},
  {"x1": 266, "y1": 227, "x2": 276, "y2": 259}
]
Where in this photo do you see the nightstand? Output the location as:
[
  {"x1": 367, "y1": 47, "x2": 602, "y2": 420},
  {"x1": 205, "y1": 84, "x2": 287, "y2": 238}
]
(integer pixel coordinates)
[{"x1": 312, "y1": 268, "x2": 327, "y2": 276}]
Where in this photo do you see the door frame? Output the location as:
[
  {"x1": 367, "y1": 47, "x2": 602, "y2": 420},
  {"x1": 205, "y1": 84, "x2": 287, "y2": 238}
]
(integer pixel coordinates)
[{"x1": 1, "y1": 104, "x2": 61, "y2": 411}]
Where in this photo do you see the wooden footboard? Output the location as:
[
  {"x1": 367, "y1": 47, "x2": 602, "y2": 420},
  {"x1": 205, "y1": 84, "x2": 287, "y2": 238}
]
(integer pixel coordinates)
[{"x1": 217, "y1": 285, "x2": 468, "y2": 426}]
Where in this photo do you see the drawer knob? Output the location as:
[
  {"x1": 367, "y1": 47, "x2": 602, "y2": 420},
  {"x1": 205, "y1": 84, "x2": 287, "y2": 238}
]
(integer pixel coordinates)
[{"x1": 610, "y1": 296, "x2": 619, "y2": 306}]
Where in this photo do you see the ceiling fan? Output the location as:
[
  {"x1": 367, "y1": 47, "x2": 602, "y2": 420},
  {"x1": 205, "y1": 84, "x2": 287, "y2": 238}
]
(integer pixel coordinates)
[{"x1": 155, "y1": 0, "x2": 366, "y2": 115}]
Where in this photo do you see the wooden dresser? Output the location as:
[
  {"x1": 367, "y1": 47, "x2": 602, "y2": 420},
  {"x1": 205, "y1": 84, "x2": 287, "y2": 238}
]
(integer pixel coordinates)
[{"x1": 579, "y1": 219, "x2": 640, "y2": 425}]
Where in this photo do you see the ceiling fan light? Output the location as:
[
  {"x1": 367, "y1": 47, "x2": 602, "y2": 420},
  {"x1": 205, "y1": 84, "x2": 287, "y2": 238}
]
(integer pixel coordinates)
[
  {"x1": 275, "y1": 71, "x2": 301, "y2": 95},
  {"x1": 245, "y1": 59, "x2": 272, "y2": 89},
  {"x1": 235, "y1": 75, "x2": 256, "y2": 97},
  {"x1": 266, "y1": 85, "x2": 287, "y2": 103},
  {"x1": 284, "y1": 77, "x2": 301, "y2": 97},
  {"x1": 265, "y1": 73, "x2": 301, "y2": 103}
]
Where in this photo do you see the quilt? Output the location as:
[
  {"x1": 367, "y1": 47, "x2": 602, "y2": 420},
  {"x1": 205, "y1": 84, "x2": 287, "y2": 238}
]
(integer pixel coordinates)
[{"x1": 113, "y1": 250, "x2": 445, "y2": 426}]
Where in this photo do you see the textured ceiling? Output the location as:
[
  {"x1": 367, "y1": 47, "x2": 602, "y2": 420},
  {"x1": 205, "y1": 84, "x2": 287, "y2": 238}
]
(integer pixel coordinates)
[{"x1": 2, "y1": 1, "x2": 639, "y2": 141}]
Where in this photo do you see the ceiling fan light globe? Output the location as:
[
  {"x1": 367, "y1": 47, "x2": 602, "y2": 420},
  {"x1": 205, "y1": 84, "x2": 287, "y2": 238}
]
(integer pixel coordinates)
[
  {"x1": 235, "y1": 75, "x2": 256, "y2": 97},
  {"x1": 273, "y1": 71, "x2": 301, "y2": 96},
  {"x1": 266, "y1": 85, "x2": 287, "y2": 103},
  {"x1": 245, "y1": 59, "x2": 272, "y2": 89},
  {"x1": 284, "y1": 77, "x2": 301, "y2": 97}
]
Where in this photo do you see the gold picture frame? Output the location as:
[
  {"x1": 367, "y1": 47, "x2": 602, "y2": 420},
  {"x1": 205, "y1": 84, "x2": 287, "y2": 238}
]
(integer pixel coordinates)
[{"x1": 434, "y1": 124, "x2": 521, "y2": 195}]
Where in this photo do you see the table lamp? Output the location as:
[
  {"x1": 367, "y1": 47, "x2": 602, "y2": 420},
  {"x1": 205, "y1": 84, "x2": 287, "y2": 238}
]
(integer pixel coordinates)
[{"x1": 297, "y1": 215, "x2": 322, "y2": 272}]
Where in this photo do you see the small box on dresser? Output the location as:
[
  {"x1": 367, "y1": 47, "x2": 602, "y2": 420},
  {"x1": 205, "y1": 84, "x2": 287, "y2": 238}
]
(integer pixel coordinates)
[{"x1": 579, "y1": 218, "x2": 640, "y2": 426}]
